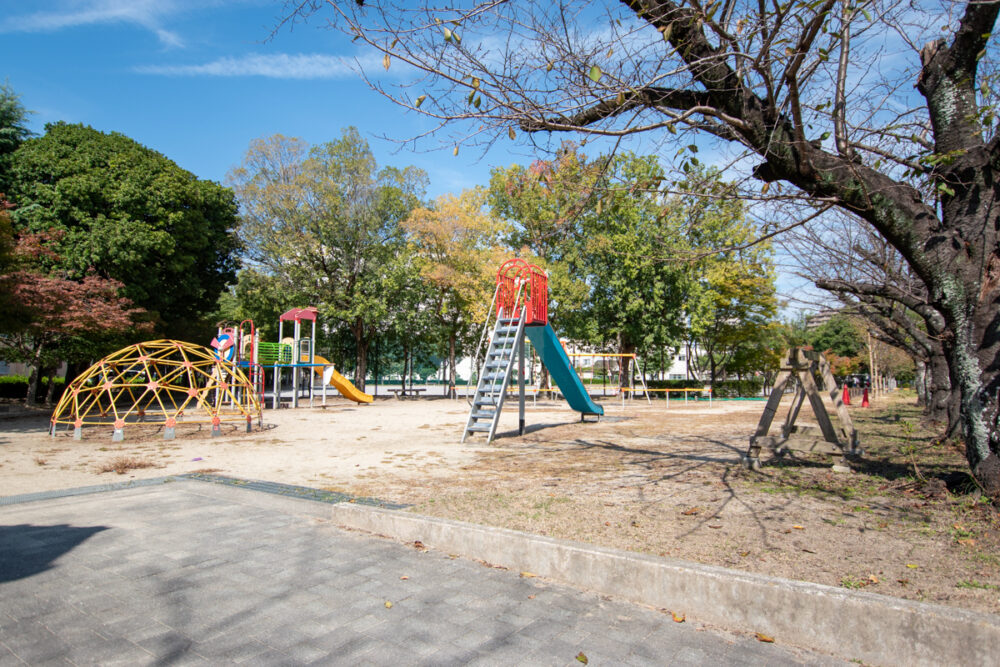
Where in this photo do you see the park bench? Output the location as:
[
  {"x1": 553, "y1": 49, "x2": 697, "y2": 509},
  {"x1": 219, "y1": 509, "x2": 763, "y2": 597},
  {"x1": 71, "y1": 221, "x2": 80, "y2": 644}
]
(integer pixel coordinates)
[{"x1": 390, "y1": 387, "x2": 427, "y2": 399}]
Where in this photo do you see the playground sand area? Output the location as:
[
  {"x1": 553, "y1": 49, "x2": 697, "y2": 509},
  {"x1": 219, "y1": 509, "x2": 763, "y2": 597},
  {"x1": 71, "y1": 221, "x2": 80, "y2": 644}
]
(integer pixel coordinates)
[{"x1": 2, "y1": 394, "x2": 998, "y2": 616}]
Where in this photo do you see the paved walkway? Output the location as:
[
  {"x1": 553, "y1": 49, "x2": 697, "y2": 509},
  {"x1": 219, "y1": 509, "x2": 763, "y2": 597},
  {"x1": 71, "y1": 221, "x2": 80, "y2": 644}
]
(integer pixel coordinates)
[{"x1": 0, "y1": 479, "x2": 843, "y2": 665}]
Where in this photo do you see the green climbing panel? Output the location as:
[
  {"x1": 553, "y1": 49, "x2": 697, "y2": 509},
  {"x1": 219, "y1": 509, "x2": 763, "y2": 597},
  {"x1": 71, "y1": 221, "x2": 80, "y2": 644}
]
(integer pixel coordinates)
[{"x1": 257, "y1": 342, "x2": 292, "y2": 365}]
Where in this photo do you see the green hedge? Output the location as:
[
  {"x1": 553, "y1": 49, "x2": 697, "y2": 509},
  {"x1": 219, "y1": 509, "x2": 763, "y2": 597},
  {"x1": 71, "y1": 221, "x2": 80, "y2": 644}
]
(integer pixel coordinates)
[
  {"x1": 644, "y1": 379, "x2": 707, "y2": 399},
  {"x1": 0, "y1": 375, "x2": 66, "y2": 400},
  {"x1": 647, "y1": 379, "x2": 705, "y2": 390},
  {"x1": 710, "y1": 378, "x2": 766, "y2": 398}
]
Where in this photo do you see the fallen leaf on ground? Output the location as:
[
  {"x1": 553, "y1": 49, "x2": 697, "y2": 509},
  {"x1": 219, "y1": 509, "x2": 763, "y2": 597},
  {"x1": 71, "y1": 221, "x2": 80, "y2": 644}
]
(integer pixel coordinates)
[
  {"x1": 793, "y1": 525, "x2": 804, "y2": 530},
  {"x1": 576, "y1": 651, "x2": 589, "y2": 664},
  {"x1": 528, "y1": 594, "x2": 536, "y2": 599},
  {"x1": 906, "y1": 563, "x2": 918, "y2": 569},
  {"x1": 520, "y1": 571, "x2": 538, "y2": 578},
  {"x1": 708, "y1": 524, "x2": 722, "y2": 529},
  {"x1": 671, "y1": 611, "x2": 685, "y2": 623},
  {"x1": 682, "y1": 507, "x2": 701, "y2": 516},
  {"x1": 957, "y1": 538, "x2": 977, "y2": 546},
  {"x1": 868, "y1": 575, "x2": 879, "y2": 584},
  {"x1": 384, "y1": 601, "x2": 393, "y2": 608},
  {"x1": 413, "y1": 540, "x2": 426, "y2": 550},
  {"x1": 739, "y1": 551, "x2": 750, "y2": 557},
  {"x1": 755, "y1": 632, "x2": 775, "y2": 643},
  {"x1": 400, "y1": 576, "x2": 409, "y2": 580}
]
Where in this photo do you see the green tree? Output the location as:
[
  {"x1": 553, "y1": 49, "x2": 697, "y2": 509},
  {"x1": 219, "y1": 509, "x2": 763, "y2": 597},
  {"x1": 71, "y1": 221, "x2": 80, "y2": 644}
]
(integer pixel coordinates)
[
  {"x1": 228, "y1": 129, "x2": 427, "y2": 390},
  {"x1": 214, "y1": 268, "x2": 288, "y2": 342},
  {"x1": 6, "y1": 123, "x2": 240, "y2": 340},
  {"x1": 682, "y1": 171, "x2": 778, "y2": 384},
  {"x1": 379, "y1": 246, "x2": 436, "y2": 391},
  {"x1": 0, "y1": 82, "x2": 32, "y2": 192},
  {"x1": 404, "y1": 187, "x2": 509, "y2": 396},
  {"x1": 726, "y1": 322, "x2": 785, "y2": 390},
  {"x1": 568, "y1": 152, "x2": 690, "y2": 385},
  {"x1": 809, "y1": 314, "x2": 867, "y2": 360}
]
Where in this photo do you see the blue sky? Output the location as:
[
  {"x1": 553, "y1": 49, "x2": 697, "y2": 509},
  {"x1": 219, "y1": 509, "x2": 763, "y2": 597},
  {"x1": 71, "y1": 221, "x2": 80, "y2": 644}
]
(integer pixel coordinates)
[
  {"x1": 0, "y1": 0, "x2": 820, "y2": 312},
  {"x1": 0, "y1": 0, "x2": 529, "y2": 198}
]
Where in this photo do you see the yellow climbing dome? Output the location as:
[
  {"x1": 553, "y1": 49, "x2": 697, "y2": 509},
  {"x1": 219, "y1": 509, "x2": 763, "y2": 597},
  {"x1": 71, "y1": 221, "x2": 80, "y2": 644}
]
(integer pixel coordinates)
[{"x1": 51, "y1": 339, "x2": 260, "y2": 437}]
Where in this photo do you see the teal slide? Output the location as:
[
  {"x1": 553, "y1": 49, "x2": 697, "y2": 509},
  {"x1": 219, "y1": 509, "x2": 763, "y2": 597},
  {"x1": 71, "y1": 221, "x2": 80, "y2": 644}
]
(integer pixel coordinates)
[{"x1": 525, "y1": 323, "x2": 604, "y2": 417}]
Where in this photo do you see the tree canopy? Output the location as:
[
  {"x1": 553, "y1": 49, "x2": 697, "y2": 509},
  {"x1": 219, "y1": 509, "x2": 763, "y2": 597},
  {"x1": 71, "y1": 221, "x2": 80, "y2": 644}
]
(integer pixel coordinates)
[
  {"x1": 565, "y1": 152, "x2": 689, "y2": 377},
  {"x1": 227, "y1": 128, "x2": 428, "y2": 390},
  {"x1": 6, "y1": 122, "x2": 240, "y2": 340},
  {"x1": 0, "y1": 81, "x2": 31, "y2": 190},
  {"x1": 404, "y1": 187, "x2": 510, "y2": 393}
]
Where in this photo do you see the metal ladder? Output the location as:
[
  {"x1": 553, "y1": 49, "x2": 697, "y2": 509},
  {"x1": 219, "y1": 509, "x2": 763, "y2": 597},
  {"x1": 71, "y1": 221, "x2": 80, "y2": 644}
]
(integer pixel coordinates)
[{"x1": 462, "y1": 307, "x2": 526, "y2": 444}]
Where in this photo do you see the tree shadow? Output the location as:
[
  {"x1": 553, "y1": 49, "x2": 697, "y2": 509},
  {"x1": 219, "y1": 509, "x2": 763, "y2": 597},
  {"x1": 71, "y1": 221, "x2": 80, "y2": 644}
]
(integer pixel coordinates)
[
  {"x1": 493, "y1": 415, "x2": 633, "y2": 440},
  {"x1": 0, "y1": 414, "x2": 52, "y2": 436},
  {"x1": 0, "y1": 523, "x2": 108, "y2": 582},
  {"x1": 493, "y1": 421, "x2": 581, "y2": 439}
]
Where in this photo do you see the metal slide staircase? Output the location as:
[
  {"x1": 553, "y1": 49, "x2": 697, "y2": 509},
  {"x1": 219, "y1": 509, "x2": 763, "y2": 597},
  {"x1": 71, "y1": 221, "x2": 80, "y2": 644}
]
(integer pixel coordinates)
[{"x1": 462, "y1": 307, "x2": 526, "y2": 444}]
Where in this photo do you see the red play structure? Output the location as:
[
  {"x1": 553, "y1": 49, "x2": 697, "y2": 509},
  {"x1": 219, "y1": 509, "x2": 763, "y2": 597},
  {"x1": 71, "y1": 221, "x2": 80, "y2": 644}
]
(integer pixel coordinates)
[{"x1": 495, "y1": 258, "x2": 548, "y2": 326}]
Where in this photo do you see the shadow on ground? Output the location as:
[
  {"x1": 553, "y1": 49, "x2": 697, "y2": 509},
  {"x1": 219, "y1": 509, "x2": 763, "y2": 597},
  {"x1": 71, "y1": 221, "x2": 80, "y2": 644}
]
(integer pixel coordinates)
[{"x1": 0, "y1": 523, "x2": 108, "y2": 582}]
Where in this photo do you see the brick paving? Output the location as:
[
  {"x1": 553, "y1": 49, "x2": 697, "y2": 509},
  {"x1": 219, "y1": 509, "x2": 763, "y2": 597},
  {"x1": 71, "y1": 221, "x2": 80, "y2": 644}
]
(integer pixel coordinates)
[{"x1": 0, "y1": 480, "x2": 845, "y2": 665}]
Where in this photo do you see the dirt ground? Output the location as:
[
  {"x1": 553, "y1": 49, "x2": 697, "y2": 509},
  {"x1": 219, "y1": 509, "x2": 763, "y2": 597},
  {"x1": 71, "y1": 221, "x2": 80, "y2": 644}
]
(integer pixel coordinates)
[{"x1": 2, "y1": 392, "x2": 998, "y2": 616}]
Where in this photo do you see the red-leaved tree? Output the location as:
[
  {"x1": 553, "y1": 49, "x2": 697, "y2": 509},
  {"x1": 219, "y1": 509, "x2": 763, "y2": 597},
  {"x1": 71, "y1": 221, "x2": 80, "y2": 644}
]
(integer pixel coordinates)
[{"x1": 0, "y1": 216, "x2": 149, "y2": 406}]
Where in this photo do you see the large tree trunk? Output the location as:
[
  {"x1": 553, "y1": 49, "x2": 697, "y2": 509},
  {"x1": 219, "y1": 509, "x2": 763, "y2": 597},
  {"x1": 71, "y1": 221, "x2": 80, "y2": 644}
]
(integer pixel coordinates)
[
  {"x1": 913, "y1": 8, "x2": 1000, "y2": 494},
  {"x1": 24, "y1": 339, "x2": 44, "y2": 407},
  {"x1": 951, "y1": 256, "x2": 1000, "y2": 493},
  {"x1": 946, "y1": 311, "x2": 1000, "y2": 495},
  {"x1": 43, "y1": 366, "x2": 58, "y2": 406},
  {"x1": 924, "y1": 352, "x2": 954, "y2": 425},
  {"x1": 25, "y1": 366, "x2": 40, "y2": 407}
]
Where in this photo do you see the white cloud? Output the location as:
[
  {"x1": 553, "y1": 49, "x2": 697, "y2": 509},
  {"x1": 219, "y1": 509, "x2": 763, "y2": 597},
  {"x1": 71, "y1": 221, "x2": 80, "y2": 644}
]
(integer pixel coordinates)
[
  {"x1": 135, "y1": 53, "x2": 377, "y2": 79},
  {"x1": 0, "y1": 0, "x2": 183, "y2": 47}
]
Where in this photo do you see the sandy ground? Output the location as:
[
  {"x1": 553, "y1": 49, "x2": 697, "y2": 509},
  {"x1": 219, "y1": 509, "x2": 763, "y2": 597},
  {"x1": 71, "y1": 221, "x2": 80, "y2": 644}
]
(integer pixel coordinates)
[
  {"x1": 3, "y1": 395, "x2": 998, "y2": 615},
  {"x1": 2, "y1": 398, "x2": 488, "y2": 494},
  {"x1": 2, "y1": 395, "x2": 754, "y2": 495}
]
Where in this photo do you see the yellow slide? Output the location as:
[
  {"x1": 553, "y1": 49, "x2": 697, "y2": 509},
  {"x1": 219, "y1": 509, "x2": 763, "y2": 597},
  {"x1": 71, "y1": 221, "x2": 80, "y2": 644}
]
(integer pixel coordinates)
[{"x1": 303, "y1": 354, "x2": 374, "y2": 403}]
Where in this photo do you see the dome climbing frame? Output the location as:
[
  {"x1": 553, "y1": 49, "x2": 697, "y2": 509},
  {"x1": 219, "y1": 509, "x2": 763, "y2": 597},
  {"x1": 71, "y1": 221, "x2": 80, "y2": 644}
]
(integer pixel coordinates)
[{"x1": 50, "y1": 339, "x2": 261, "y2": 440}]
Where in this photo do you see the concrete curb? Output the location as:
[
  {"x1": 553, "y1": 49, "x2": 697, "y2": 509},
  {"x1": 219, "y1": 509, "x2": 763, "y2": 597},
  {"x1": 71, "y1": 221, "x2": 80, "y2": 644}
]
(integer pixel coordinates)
[{"x1": 329, "y1": 502, "x2": 1000, "y2": 667}]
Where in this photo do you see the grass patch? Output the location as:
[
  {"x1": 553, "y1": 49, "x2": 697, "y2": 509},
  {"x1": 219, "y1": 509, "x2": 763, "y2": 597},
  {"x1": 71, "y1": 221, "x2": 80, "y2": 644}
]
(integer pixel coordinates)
[
  {"x1": 956, "y1": 580, "x2": 999, "y2": 591},
  {"x1": 96, "y1": 456, "x2": 157, "y2": 475}
]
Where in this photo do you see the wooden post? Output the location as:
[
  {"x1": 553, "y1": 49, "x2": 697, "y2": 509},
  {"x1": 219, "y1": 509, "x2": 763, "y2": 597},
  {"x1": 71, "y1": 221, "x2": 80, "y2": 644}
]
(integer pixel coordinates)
[
  {"x1": 781, "y1": 383, "x2": 805, "y2": 439},
  {"x1": 744, "y1": 347, "x2": 862, "y2": 469}
]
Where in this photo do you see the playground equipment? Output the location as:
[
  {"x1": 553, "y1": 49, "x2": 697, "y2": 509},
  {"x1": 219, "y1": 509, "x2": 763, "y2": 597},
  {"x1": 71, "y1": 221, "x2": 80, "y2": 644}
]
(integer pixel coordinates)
[
  {"x1": 743, "y1": 347, "x2": 861, "y2": 470},
  {"x1": 321, "y1": 364, "x2": 374, "y2": 403},
  {"x1": 214, "y1": 307, "x2": 372, "y2": 408},
  {"x1": 462, "y1": 259, "x2": 603, "y2": 444},
  {"x1": 49, "y1": 340, "x2": 261, "y2": 441}
]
